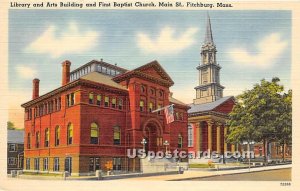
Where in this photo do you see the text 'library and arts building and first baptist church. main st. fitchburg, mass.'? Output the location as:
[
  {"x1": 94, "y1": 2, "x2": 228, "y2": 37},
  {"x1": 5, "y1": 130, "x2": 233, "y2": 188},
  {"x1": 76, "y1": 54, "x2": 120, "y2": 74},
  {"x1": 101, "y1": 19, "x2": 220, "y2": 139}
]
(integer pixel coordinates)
[{"x1": 21, "y1": 15, "x2": 236, "y2": 176}]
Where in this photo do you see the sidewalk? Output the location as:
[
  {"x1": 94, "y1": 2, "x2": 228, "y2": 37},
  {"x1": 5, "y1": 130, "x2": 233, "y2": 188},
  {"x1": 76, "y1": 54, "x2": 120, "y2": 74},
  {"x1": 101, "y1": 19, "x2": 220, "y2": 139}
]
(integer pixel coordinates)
[
  {"x1": 117, "y1": 164, "x2": 292, "y2": 181},
  {"x1": 14, "y1": 164, "x2": 291, "y2": 181}
]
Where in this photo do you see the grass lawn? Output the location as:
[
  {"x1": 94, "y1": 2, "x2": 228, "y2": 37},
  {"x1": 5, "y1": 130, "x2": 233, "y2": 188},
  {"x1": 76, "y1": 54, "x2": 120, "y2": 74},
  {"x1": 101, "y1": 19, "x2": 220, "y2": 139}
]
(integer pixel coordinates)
[
  {"x1": 23, "y1": 172, "x2": 63, "y2": 177},
  {"x1": 189, "y1": 163, "x2": 215, "y2": 168}
]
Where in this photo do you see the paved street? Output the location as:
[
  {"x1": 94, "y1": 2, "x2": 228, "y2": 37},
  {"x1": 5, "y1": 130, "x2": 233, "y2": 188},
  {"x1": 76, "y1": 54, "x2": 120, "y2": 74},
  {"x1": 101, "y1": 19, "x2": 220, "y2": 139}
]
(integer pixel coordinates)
[
  {"x1": 190, "y1": 168, "x2": 291, "y2": 181},
  {"x1": 119, "y1": 165, "x2": 291, "y2": 181}
]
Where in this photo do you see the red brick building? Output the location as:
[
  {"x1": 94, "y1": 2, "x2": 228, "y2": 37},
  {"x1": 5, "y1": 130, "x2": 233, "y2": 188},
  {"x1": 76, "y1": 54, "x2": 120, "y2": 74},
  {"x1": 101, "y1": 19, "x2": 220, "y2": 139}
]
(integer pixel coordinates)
[{"x1": 21, "y1": 60, "x2": 189, "y2": 176}]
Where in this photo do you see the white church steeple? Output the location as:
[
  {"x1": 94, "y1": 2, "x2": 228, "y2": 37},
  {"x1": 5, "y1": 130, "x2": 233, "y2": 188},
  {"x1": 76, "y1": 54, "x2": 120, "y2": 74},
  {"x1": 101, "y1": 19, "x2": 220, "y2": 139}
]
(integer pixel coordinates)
[{"x1": 193, "y1": 14, "x2": 225, "y2": 104}]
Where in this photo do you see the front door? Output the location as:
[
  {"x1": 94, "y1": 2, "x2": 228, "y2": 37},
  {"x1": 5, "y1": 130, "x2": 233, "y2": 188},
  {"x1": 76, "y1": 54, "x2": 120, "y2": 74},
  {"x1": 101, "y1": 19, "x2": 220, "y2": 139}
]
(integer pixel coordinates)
[
  {"x1": 146, "y1": 126, "x2": 158, "y2": 152},
  {"x1": 64, "y1": 157, "x2": 72, "y2": 174}
]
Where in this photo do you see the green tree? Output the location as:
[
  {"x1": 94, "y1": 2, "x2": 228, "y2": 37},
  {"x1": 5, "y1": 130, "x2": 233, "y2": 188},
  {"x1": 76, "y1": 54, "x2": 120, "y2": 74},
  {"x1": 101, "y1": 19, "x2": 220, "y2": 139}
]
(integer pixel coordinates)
[
  {"x1": 7, "y1": 121, "x2": 16, "y2": 130},
  {"x1": 227, "y1": 77, "x2": 288, "y2": 165},
  {"x1": 275, "y1": 89, "x2": 292, "y2": 161}
]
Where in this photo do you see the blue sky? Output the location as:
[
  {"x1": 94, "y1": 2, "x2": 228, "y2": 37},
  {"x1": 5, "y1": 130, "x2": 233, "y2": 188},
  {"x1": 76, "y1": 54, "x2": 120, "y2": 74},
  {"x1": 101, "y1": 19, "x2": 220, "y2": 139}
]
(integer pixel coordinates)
[{"x1": 9, "y1": 10, "x2": 291, "y2": 128}]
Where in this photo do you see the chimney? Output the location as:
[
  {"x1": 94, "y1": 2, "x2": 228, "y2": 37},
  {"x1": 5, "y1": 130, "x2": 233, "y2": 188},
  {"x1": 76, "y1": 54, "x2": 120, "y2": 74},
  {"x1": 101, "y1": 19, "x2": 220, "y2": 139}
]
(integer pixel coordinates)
[
  {"x1": 62, "y1": 60, "x2": 71, "y2": 86},
  {"x1": 32, "y1": 78, "x2": 40, "y2": 99}
]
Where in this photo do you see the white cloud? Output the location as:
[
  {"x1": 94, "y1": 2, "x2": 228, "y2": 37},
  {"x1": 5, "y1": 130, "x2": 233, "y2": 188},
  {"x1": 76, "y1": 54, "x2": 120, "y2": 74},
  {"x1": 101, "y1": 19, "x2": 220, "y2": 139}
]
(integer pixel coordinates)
[
  {"x1": 229, "y1": 33, "x2": 288, "y2": 69},
  {"x1": 15, "y1": 65, "x2": 37, "y2": 79},
  {"x1": 137, "y1": 27, "x2": 198, "y2": 54},
  {"x1": 26, "y1": 22, "x2": 99, "y2": 58}
]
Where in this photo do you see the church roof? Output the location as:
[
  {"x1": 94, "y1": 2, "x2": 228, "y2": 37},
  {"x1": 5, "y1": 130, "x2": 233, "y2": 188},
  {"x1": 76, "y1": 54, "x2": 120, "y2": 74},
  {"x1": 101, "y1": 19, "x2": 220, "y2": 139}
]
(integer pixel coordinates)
[
  {"x1": 169, "y1": 97, "x2": 188, "y2": 106},
  {"x1": 7, "y1": 130, "x2": 24, "y2": 144},
  {"x1": 204, "y1": 14, "x2": 214, "y2": 44},
  {"x1": 188, "y1": 96, "x2": 234, "y2": 113}
]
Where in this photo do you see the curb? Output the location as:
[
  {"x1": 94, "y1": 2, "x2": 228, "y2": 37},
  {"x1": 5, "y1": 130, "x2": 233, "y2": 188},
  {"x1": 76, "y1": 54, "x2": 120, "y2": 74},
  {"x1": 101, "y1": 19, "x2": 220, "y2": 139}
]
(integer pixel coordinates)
[{"x1": 169, "y1": 166, "x2": 292, "y2": 181}]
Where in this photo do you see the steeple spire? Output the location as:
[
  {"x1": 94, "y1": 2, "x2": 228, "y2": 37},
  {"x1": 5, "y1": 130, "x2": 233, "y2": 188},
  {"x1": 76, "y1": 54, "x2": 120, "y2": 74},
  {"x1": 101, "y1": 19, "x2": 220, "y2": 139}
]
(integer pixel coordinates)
[{"x1": 204, "y1": 13, "x2": 214, "y2": 44}]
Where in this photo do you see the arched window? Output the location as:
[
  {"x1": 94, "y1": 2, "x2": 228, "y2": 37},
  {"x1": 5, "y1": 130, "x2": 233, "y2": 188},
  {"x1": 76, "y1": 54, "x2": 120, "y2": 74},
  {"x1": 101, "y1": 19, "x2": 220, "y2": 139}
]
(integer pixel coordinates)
[
  {"x1": 27, "y1": 133, "x2": 31, "y2": 149},
  {"x1": 157, "y1": 104, "x2": 162, "y2": 115},
  {"x1": 113, "y1": 126, "x2": 121, "y2": 145},
  {"x1": 36, "y1": 132, "x2": 40, "y2": 148},
  {"x1": 140, "y1": 100, "x2": 144, "y2": 112},
  {"x1": 89, "y1": 93, "x2": 94, "y2": 104},
  {"x1": 45, "y1": 128, "x2": 49, "y2": 147},
  {"x1": 149, "y1": 102, "x2": 153, "y2": 112},
  {"x1": 67, "y1": 123, "x2": 73, "y2": 145},
  {"x1": 188, "y1": 125, "x2": 193, "y2": 147},
  {"x1": 55, "y1": 126, "x2": 60, "y2": 146},
  {"x1": 90, "y1": 123, "x2": 99, "y2": 144},
  {"x1": 178, "y1": 133, "x2": 183, "y2": 148}
]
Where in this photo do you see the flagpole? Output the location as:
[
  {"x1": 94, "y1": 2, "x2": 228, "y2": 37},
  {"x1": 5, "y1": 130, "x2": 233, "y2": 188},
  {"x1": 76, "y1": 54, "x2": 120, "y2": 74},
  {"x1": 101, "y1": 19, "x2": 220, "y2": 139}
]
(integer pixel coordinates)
[{"x1": 151, "y1": 104, "x2": 174, "y2": 113}]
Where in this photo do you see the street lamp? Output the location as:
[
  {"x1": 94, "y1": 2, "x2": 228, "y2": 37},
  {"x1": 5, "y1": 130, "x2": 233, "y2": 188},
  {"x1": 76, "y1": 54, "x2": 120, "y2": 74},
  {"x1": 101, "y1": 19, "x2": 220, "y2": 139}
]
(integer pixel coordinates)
[
  {"x1": 163, "y1": 140, "x2": 169, "y2": 153},
  {"x1": 141, "y1": 138, "x2": 147, "y2": 153}
]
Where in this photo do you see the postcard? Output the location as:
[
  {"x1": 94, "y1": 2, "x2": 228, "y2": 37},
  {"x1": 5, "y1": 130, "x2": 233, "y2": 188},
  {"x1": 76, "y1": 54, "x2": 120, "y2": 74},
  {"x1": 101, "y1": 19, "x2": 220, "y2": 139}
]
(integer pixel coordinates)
[{"x1": 1, "y1": 1, "x2": 299, "y2": 191}]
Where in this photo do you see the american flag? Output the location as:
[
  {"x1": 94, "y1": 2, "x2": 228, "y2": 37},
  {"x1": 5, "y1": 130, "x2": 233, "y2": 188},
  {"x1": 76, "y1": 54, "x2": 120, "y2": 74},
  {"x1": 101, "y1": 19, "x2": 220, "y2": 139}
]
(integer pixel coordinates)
[{"x1": 164, "y1": 104, "x2": 174, "y2": 124}]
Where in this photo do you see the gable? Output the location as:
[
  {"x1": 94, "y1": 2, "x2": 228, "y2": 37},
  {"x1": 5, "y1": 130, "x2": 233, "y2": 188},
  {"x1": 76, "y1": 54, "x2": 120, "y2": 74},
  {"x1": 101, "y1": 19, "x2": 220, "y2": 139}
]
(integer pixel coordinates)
[
  {"x1": 133, "y1": 60, "x2": 173, "y2": 82},
  {"x1": 213, "y1": 98, "x2": 235, "y2": 114},
  {"x1": 112, "y1": 60, "x2": 174, "y2": 87},
  {"x1": 139, "y1": 66, "x2": 164, "y2": 79}
]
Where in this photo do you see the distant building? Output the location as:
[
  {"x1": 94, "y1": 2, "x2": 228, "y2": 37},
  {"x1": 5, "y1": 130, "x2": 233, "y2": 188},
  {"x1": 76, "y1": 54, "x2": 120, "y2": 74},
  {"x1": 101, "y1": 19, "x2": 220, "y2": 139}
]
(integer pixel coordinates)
[
  {"x1": 188, "y1": 15, "x2": 236, "y2": 157},
  {"x1": 7, "y1": 130, "x2": 24, "y2": 173},
  {"x1": 21, "y1": 60, "x2": 189, "y2": 176},
  {"x1": 250, "y1": 142, "x2": 292, "y2": 161}
]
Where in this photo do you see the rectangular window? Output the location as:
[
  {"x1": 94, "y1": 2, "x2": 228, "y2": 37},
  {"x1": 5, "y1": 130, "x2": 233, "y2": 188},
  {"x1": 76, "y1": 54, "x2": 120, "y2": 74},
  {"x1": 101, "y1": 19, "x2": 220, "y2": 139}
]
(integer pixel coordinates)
[
  {"x1": 175, "y1": 112, "x2": 179, "y2": 120},
  {"x1": 89, "y1": 93, "x2": 94, "y2": 104},
  {"x1": 70, "y1": 93, "x2": 75, "y2": 105},
  {"x1": 57, "y1": 97, "x2": 61, "y2": 111},
  {"x1": 54, "y1": 157, "x2": 60, "y2": 171},
  {"x1": 67, "y1": 93, "x2": 75, "y2": 107},
  {"x1": 89, "y1": 157, "x2": 100, "y2": 172},
  {"x1": 188, "y1": 125, "x2": 193, "y2": 147},
  {"x1": 113, "y1": 126, "x2": 121, "y2": 145},
  {"x1": 113, "y1": 158, "x2": 121, "y2": 171},
  {"x1": 112, "y1": 98, "x2": 116, "y2": 108},
  {"x1": 178, "y1": 135, "x2": 183, "y2": 148},
  {"x1": 118, "y1": 98, "x2": 123, "y2": 110},
  {"x1": 34, "y1": 158, "x2": 40, "y2": 171},
  {"x1": 97, "y1": 95, "x2": 101, "y2": 106},
  {"x1": 8, "y1": 144, "x2": 16, "y2": 152},
  {"x1": 26, "y1": 158, "x2": 30, "y2": 170},
  {"x1": 89, "y1": 158, "x2": 95, "y2": 172},
  {"x1": 43, "y1": 158, "x2": 48, "y2": 171},
  {"x1": 180, "y1": 113, "x2": 184, "y2": 120},
  {"x1": 27, "y1": 134, "x2": 31, "y2": 149},
  {"x1": 104, "y1": 96, "x2": 109, "y2": 107},
  {"x1": 8, "y1": 157, "x2": 16, "y2": 166}
]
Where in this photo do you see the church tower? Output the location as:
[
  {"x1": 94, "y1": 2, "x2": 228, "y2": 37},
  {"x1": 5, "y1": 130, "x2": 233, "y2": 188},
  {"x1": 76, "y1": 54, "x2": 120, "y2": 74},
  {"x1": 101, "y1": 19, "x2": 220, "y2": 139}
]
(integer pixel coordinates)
[{"x1": 193, "y1": 14, "x2": 224, "y2": 104}]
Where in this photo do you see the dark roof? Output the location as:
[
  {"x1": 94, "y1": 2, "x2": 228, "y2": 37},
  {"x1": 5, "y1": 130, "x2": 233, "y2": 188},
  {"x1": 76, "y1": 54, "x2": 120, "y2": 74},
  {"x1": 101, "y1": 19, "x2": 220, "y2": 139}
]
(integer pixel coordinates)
[
  {"x1": 7, "y1": 130, "x2": 24, "y2": 144},
  {"x1": 188, "y1": 96, "x2": 234, "y2": 113}
]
